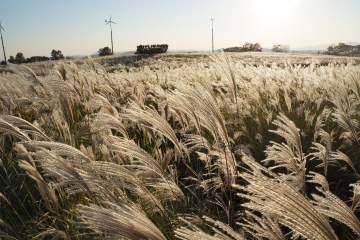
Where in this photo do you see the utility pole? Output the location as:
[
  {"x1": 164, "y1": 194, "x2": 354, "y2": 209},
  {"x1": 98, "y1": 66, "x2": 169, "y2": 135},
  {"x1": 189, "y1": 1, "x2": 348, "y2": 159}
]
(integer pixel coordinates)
[
  {"x1": 0, "y1": 20, "x2": 7, "y2": 65},
  {"x1": 210, "y1": 18, "x2": 215, "y2": 53},
  {"x1": 105, "y1": 15, "x2": 116, "y2": 55}
]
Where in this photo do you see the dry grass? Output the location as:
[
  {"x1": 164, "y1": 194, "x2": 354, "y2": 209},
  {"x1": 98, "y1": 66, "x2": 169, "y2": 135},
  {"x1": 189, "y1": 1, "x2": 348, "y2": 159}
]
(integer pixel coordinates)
[{"x1": 1, "y1": 52, "x2": 360, "y2": 239}]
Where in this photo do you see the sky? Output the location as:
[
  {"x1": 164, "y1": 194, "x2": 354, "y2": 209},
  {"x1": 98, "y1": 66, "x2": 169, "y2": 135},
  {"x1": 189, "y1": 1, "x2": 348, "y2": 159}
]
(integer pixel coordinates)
[{"x1": 0, "y1": 0, "x2": 359, "y2": 58}]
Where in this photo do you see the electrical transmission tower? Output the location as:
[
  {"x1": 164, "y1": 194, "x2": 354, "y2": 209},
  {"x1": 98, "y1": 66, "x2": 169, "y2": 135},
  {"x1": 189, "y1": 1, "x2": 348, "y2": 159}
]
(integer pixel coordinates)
[
  {"x1": 105, "y1": 15, "x2": 116, "y2": 55},
  {"x1": 210, "y1": 18, "x2": 215, "y2": 53},
  {"x1": 0, "y1": 19, "x2": 7, "y2": 65}
]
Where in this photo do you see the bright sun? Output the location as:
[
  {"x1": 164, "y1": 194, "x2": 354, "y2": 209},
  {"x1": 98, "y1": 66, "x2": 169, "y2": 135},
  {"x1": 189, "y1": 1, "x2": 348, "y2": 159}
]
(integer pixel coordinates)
[{"x1": 251, "y1": 0, "x2": 299, "y2": 19}]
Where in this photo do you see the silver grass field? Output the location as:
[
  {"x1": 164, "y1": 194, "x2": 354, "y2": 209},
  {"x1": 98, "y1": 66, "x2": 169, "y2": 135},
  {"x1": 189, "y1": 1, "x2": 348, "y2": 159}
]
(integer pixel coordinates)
[{"x1": 1, "y1": 52, "x2": 360, "y2": 239}]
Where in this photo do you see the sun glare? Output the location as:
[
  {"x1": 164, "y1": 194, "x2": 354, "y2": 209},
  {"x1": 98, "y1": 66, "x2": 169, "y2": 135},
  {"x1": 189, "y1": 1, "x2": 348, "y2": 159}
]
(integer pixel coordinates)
[{"x1": 251, "y1": 0, "x2": 299, "y2": 20}]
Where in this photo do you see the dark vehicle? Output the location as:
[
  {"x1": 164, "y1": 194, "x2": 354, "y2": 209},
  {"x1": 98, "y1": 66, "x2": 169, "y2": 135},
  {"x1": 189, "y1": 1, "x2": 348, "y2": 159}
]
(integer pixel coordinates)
[{"x1": 136, "y1": 44, "x2": 168, "y2": 54}]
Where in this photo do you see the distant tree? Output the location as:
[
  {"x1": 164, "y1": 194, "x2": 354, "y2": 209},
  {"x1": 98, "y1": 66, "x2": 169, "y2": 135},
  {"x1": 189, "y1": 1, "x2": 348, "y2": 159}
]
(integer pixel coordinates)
[
  {"x1": 15, "y1": 52, "x2": 26, "y2": 64},
  {"x1": 337, "y1": 42, "x2": 346, "y2": 49},
  {"x1": 326, "y1": 42, "x2": 360, "y2": 56},
  {"x1": 51, "y1": 49, "x2": 65, "y2": 60},
  {"x1": 272, "y1": 44, "x2": 289, "y2": 53},
  {"x1": 253, "y1": 42, "x2": 262, "y2": 52},
  {"x1": 242, "y1": 42, "x2": 262, "y2": 52},
  {"x1": 98, "y1": 46, "x2": 112, "y2": 56},
  {"x1": 27, "y1": 56, "x2": 50, "y2": 63},
  {"x1": 242, "y1": 42, "x2": 251, "y2": 51},
  {"x1": 8, "y1": 56, "x2": 15, "y2": 64},
  {"x1": 223, "y1": 47, "x2": 243, "y2": 52},
  {"x1": 223, "y1": 42, "x2": 262, "y2": 53},
  {"x1": 135, "y1": 44, "x2": 168, "y2": 54}
]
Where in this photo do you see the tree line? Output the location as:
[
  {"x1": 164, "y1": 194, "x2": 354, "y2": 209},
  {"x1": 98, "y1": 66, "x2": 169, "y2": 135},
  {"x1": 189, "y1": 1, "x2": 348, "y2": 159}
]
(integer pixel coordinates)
[
  {"x1": 2, "y1": 42, "x2": 294, "y2": 65},
  {"x1": 135, "y1": 44, "x2": 168, "y2": 54},
  {"x1": 223, "y1": 42, "x2": 290, "y2": 53},
  {"x1": 98, "y1": 44, "x2": 169, "y2": 56},
  {"x1": 223, "y1": 42, "x2": 262, "y2": 52},
  {"x1": 7, "y1": 49, "x2": 66, "y2": 64},
  {"x1": 325, "y1": 42, "x2": 360, "y2": 56},
  {"x1": 4, "y1": 46, "x2": 117, "y2": 64}
]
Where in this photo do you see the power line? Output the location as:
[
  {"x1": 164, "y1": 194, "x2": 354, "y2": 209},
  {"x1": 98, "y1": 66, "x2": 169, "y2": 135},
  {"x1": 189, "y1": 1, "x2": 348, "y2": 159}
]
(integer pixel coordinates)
[
  {"x1": 105, "y1": 15, "x2": 116, "y2": 55},
  {"x1": 210, "y1": 18, "x2": 215, "y2": 53},
  {"x1": 0, "y1": 19, "x2": 7, "y2": 65}
]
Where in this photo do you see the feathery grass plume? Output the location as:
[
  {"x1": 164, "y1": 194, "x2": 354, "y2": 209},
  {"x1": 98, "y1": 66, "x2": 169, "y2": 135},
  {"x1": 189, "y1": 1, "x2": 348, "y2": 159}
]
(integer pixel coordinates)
[
  {"x1": 70, "y1": 64, "x2": 94, "y2": 101},
  {"x1": 349, "y1": 72, "x2": 360, "y2": 102},
  {"x1": 154, "y1": 147, "x2": 175, "y2": 171},
  {"x1": 55, "y1": 62, "x2": 67, "y2": 81},
  {"x1": 21, "y1": 147, "x2": 99, "y2": 202},
  {"x1": 0, "y1": 95, "x2": 17, "y2": 114},
  {"x1": 263, "y1": 113, "x2": 307, "y2": 192},
  {"x1": 104, "y1": 136, "x2": 184, "y2": 202},
  {"x1": 240, "y1": 211, "x2": 286, "y2": 240},
  {"x1": 183, "y1": 134, "x2": 211, "y2": 155},
  {"x1": 175, "y1": 215, "x2": 245, "y2": 240},
  {"x1": 131, "y1": 82, "x2": 147, "y2": 107},
  {"x1": 202, "y1": 216, "x2": 245, "y2": 240},
  {"x1": 310, "y1": 128, "x2": 357, "y2": 174},
  {"x1": 350, "y1": 183, "x2": 360, "y2": 212},
  {"x1": 175, "y1": 217, "x2": 221, "y2": 240},
  {"x1": 310, "y1": 142, "x2": 330, "y2": 176},
  {"x1": 208, "y1": 146, "x2": 237, "y2": 187},
  {"x1": 58, "y1": 92, "x2": 77, "y2": 127},
  {"x1": 314, "y1": 108, "x2": 333, "y2": 138},
  {"x1": 20, "y1": 140, "x2": 164, "y2": 210},
  {"x1": 307, "y1": 171, "x2": 330, "y2": 191},
  {"x1": 264, "y1": 141, "x2": 301, "y2": 173},
  {"x1": 175, "y1": 224, "x2": 219, "y2": 239},
  {"x1": 330, "y1": 87, "x2": 359, "y2": 143},
  {"x1": 79, "y1": 144, "x2": 95, "y2": 161},
  {"x1": 77, "y1": 202, "x2": 166, "y2": 240},
  {"x1": 46, "y1": 77, "x2": 80, "y2": 119},
  {"x1": 18, "y1": 159, "x2": 59, "y2": 211},
  {"x1": 238, "y1": 154, "x2": 338, "y2": 240},
  {"x1": 23, "y1": 66, "x2": 48, "y2": 96},
  {"x1": 34, "y1": 228, "x2": 68, "y2": 240},
  {"x1": 86, "y1": 93, "x2": 119, "y2": 116},
  {"x1": 88, "y1": 161, "x2": 165, "y2": 211},
  {"x1": 172, "y1": 81, "x2": 230, "y2": 147},
  {"x1": 270, "y1": 114, "x2": 304, "y2": 160},
  {"x1": 304, "y1": 108, "x2": 316, "y2": 128},
  {"x1": 85, "y1": 55, "x2": 97, "y2": 73},
  {"x1": 171, "y1": 81, "x2": 237, "y2": 184},
  {"x1": 211, "y1": 50, "x2": 239, "y2": 114},
  {"x1": 309, "y1": 172, "x2": 360, "y2": 236},
  {"x1": 0, "y1": 117, "x2": 30, "y2": 141},
  {"x1": 51, "y1": 109, "x2": 73, "y2": 145},
  {"x1": 167, "y1": 90, "x2": 201, "y2": 133},
  {"x1": 20, "y1": 140, "x2": 94, "y2": 163},
  {"x1": 329, "y1": 150, "x2": 357, "y2": 173},
  {"x1": 124, "y1": 101, "x2": 184, "y2": 156},
  {"x1": 283, "y1": 88, "x2": 293, "y2": 112},
  {"x1": 44, "y1": 78, "x2": 78, "y2": 98},
  {"x1": 98, "y1": 81, "x2": 117, "y2": 97},
  {"x1": 22, "y1": 65, "x2": 40, "y2": 83},
  {"x1": 0, "y1": 115, "x2": 51, "y2": 141},
  {"x1": 68, "y1": 61, "x2": 80, "y2": 81},
  {"x1": 91, "y1": 112, "x2": 128, "y2": 138}
]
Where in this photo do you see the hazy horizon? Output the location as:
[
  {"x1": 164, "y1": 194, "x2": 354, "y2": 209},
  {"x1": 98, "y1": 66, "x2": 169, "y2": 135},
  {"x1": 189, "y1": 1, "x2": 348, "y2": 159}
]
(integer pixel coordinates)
[{"x1": 1, "y1": 0, "x2": 360, "y2": 59}]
